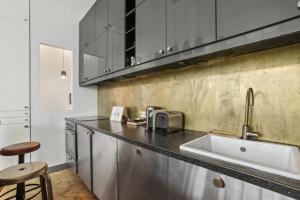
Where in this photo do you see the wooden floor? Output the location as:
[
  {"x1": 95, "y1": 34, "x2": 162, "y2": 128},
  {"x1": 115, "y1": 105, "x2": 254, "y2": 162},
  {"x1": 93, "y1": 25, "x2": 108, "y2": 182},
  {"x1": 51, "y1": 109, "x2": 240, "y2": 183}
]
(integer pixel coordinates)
[{"x1": 1, "y1": 168, "x2": 97, "y2": 200}]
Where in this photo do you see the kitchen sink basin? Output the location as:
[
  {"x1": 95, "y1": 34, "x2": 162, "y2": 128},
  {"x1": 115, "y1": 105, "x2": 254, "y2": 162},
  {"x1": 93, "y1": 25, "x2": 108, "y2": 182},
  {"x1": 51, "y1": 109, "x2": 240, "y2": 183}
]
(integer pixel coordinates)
[{"x1": 180, "y1": 135, "x2": 300, "y2": 180}]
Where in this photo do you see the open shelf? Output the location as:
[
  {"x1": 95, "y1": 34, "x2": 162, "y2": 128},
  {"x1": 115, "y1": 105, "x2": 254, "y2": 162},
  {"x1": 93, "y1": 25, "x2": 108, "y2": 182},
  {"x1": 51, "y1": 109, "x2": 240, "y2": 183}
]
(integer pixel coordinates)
[
  {"x1": 126, "y1": 45, "x2": 135, "y2": 52},
  {"x1": 126, "y1": 27, "x2": 135, "y2": 34},
  {"x1": 125, "y1": 12, "x2": 135, "y2": 32},
  {"x1": 125, "y1": 0, "x2": 136, "y2": 67},
  {"x1": 126, "y1": 0, "x2": 135, "y2": 14},
  {"x1": 126, "y1": 29, "x2": 135, "y2": 49}
]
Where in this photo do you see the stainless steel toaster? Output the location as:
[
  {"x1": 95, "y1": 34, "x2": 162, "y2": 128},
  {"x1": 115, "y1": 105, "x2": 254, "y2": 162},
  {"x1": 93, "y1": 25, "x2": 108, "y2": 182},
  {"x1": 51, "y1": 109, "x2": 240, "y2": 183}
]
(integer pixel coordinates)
[
  {"x1": 145, "y1": 106, "x2": 162, "y2": 130},
  {"x1": 152, "y1": 111, "x2": 184, "y2": 133}
]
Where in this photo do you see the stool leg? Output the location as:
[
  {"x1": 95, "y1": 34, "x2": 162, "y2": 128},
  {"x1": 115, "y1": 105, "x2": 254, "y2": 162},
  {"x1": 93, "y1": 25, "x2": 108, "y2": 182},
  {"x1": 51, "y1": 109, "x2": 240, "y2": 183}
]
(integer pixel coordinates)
[
  {"x1": 40, "y1": 173, "x2": 53, "y2": 200},
  {"x1": 16, "y1": 154, "x2": 26, "y2": 200},
  {"x1": 16, "y1": 182, "x2": 25, "y2": 200},
  {"x1": 40, "y1": 175, "x2": 47, "y2": 200},
  {"x1": 18, "y1": 154, "x2": 25, "y2": 164}
]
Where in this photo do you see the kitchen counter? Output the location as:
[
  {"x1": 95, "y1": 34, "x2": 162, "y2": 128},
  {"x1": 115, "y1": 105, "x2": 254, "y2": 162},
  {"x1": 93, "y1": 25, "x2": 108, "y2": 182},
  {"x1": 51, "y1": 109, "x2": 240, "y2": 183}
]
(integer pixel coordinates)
[{"x1": 66, "y1": 117, "x2": 300, "y2": 199}]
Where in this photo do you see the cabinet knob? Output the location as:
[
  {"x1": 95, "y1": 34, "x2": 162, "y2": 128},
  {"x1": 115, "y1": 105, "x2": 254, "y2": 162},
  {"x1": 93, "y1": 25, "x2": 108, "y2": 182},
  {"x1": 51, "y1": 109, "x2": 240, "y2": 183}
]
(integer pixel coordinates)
[
  {"x1": 158, "y1": 49, "x2": 165, "y2": 55},
  {"x1": 107, "y1": 68, "x2": 111, "y2": 72},
  {"x1": 135, "y1": 149, "x2": 141, "y2": 155},
  {"x1": 24, "y1": 125, "x2": 30, "y2": 128},
  {"x1": 213, "y1": 177, "x2": 225, "y2": 188},
  {"x1": 87, "y1": 130, "x2": 94, "y2": 135},
  {"x1": 167, "y1": 46, "x2": 172, "y2": 52},
  {"x1": 25, "y1": 106, "x2": 29, "y2": 109}
]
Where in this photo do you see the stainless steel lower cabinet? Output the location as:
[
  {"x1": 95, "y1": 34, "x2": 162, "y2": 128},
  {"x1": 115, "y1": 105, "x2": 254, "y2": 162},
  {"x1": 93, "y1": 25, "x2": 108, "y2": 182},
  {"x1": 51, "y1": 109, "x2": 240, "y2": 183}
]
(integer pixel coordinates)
[
  {"x1": 168, "y1": 157, "x2": 294, "y2": 200},
  {"x1": 77, "y1": 125, "x2": 92, "y2": 191},
  {"x1": 118, "y1": 140, "x2": 168, "y2": 200},
  {"x1": 93, "y1": 132, "x2": 117, "y2": 200}
]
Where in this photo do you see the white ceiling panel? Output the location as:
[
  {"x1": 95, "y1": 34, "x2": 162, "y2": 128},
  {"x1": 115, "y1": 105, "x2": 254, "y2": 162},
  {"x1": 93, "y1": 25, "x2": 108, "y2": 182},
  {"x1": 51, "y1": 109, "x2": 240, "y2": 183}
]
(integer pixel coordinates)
[{"x1": 50, "y1": 0, "x2": 96, "y2": 14}]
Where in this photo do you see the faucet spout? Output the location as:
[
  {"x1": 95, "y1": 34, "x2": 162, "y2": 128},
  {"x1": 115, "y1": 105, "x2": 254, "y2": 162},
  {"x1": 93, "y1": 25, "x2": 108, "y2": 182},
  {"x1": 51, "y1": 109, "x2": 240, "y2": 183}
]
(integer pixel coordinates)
[
  {"x1": 242, "y1": 88, "x2": 258, "y2": 140},
  {"x1": 244, "y1": 88, "x2": 254, "y2": 126}
]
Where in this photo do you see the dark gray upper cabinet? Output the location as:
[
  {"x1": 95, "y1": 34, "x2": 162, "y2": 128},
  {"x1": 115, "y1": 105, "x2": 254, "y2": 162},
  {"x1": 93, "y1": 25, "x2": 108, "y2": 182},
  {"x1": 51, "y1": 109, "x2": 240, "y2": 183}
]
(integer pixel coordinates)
[
  {"x1": 217, "y1": 0, "x2": 300, "y2": 39},
  {"x1": 166, "y1": 0, "x2": 216, "y2": 55},
  {"x1": 108, "y1": 24, "x2": 125, "y2": 72},
  {"x1": 81, "y1": 31, "x2": 108, "y2": 82},
  {"x1": 108, "y1": 2, "x2": 125, "y2": 72},
  {"x1": 79, "y1": 17, "x2": 87, "y2": 50},
  {"x1": 80, "y1": 5, "x2": 96, "y2": 50},
  {"x1": 135, "y1": 0, "x2": 166, "y2": 64},
  {"x1": 86, "y1": 5, "x2": 96, "y2": 45},
  {"x1": 109, "y1": 0, "x2": 125, "y2": 26},
  {"x1": 80, "y1": 0, "x2": 124, "y2": 83},
  {"x1": 96, "y1": 31, "x2": 108, "y2": 76},
  {"x1": 136, "y1": 0, "x2": 146, "y2": 7},
  {"x1": 96, "y1": 0, "x2": 108, "y2": 37},
  {"x1": 79, "y1": 50, "x2": 84, "y2": 83},
  {"x1": 81, "y1": 41, "x2": 97, "y2": 82},
  {"x1": 118, "y1": 140, "x2": 168, "y2": 200}
]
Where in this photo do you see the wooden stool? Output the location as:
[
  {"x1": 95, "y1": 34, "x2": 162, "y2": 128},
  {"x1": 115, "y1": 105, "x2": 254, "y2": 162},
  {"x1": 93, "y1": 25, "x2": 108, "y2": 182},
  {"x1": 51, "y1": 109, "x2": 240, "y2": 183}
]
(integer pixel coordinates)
[
  {"x1": 0, "y1": 142, "x2": 40, "y2": 164},
  {"x1": 0, "y1": 142, "x2": 40, "y2": 199},
  {"x1": 0, "y1": 162, "x2": 53, "y2": 200}
]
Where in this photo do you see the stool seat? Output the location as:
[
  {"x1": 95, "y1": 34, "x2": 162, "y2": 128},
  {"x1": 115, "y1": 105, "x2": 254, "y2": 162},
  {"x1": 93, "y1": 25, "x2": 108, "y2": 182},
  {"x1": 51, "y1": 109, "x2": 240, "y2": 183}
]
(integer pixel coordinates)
[
  {"x1": 0, "y1": 162, "x2": 53, "y2": 200},
  {"x1": 0, "y1": 142, "x2": 40, "y2": 156},
  {"x1": 0, "y1": 162, "x2": 47, "y2": 185}
]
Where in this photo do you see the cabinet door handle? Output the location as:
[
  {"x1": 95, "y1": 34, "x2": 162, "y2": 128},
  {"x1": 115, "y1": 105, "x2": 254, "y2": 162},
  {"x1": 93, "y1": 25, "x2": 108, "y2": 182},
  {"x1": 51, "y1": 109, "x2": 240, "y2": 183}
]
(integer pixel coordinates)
[
  {"x1": 158, "y1": 49, "x2": 165, "y2": 55},
  {"x1": 107, "y1": 68, "x2": 111, "y2": 72},
  {"x1": 104, "y1": 69, "x2": 107, "y2": 73},
  {"x1": 213, "y1": 177, "x2": 225, "y2": 188},
  {"x1": 167, "y1": 46, "x2": 172, "y2": 52},
  {"x1": 24, "y1": 125, "x2": 30, "y2": 128}
]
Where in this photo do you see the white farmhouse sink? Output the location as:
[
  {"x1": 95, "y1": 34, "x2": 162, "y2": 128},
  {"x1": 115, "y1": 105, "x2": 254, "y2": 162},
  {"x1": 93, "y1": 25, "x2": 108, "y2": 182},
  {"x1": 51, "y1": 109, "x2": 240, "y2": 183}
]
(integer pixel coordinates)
[{"x1": 180, "y1": 135, "x2": 300, "y2": 180}]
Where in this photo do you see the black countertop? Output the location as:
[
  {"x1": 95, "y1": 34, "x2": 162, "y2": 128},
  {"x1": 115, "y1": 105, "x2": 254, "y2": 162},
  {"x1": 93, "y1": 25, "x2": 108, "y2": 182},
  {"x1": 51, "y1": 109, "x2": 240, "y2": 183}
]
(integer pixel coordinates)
[{"x1": 66, "y1": 117, "x2": 300, "y2": 199}]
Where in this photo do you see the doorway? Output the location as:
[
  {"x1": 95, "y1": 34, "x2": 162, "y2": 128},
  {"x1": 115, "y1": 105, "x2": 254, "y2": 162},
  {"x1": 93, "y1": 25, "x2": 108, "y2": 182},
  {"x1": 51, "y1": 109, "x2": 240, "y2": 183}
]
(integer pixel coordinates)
[{"x1": 39, "y1": 44, "x2": 73, "y2": 111}]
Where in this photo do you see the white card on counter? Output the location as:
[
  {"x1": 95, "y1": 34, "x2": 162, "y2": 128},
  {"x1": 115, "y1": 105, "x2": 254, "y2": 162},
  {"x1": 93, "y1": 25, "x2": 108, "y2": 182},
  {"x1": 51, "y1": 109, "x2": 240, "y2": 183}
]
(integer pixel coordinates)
[{"x1": 110, "y1": 106, "x2": 125, "y2": 122}]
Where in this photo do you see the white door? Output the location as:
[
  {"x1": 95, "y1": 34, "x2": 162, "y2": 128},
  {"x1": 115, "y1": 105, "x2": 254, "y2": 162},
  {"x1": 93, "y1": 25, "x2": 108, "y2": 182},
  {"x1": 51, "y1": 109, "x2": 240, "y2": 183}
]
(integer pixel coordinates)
[
  {"x1": 0, "y1": 124, "x2": 30, "y2": 170},
  {"x1": 0, "y1": 0, "x2": 29, "y2": 22},
  {"x1": 0, "y1": 1, "x2": 30, "y2": 169},
  {"x1": 0, "y1": 16, "x2": 29, "y2": 111}
]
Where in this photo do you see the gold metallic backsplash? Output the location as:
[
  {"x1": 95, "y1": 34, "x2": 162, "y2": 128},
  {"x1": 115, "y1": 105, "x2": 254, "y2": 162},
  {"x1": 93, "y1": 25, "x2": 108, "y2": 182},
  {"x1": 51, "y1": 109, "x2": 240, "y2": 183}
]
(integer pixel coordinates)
[{"x1": 98, "y1": 43, "x2": 300, "y2": 146}]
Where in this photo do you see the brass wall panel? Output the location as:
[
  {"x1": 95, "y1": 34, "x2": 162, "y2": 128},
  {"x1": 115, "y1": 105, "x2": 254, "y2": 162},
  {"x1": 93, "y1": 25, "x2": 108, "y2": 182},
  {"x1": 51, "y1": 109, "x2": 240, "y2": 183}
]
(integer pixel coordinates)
[{"x1": 98, "y1": 44, "x2": 300, "y2": 146}]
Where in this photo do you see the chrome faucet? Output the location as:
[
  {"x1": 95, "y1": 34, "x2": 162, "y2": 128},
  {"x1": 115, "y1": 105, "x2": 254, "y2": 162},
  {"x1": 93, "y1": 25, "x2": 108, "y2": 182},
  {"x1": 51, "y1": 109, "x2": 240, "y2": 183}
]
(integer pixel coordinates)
[{"x1": 242, "y1": 88, "x2": 259, "y2": 140}]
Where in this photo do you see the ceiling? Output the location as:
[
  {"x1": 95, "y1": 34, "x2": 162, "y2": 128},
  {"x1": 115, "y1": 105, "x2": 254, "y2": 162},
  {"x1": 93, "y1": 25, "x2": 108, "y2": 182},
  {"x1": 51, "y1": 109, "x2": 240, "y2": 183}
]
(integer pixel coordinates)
[{"x1": 51, "y1": 0, "x2": 96, "y2": 14}]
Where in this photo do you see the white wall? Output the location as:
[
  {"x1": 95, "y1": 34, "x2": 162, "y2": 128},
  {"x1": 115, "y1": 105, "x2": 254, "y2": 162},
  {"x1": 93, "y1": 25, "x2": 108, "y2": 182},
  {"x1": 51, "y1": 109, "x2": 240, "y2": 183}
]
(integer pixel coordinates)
[{"x1": 30, "y1": 0, "x2": 97, "y2": 167}]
